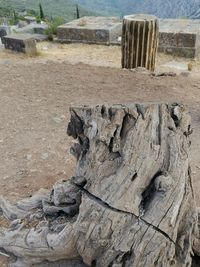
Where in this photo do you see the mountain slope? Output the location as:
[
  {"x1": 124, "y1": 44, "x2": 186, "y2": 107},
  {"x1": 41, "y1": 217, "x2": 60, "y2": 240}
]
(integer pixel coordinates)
[
  {"x1": 76, "y1": 0, "x2": 200, "y2": 18},
  {"x1": 190, "y1": 5, "x2": 200, "y2": 19},
  {"x1": 1, "y1": 0, "x2": 200, "y2": 20},
  {"x1": 0, "y1": 0, "x2": 96, "y2": 20},
  {"x1": 132, "y1": 0, "x2": 200, "y2": 19}
]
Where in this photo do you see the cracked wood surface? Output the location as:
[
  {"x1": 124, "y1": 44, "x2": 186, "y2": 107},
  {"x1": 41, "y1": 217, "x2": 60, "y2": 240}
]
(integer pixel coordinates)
[
  {"x1": 69, "y1": 103, "x2": 196, "y2": 267},
  {"x1": 0, "y1": 103, "x2": 198, "y2": 267}
]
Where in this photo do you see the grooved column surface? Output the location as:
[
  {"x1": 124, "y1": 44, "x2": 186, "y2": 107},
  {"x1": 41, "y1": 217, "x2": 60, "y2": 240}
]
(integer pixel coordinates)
[{"x1": 122, "y1": 14, "x2": 159, "y2": 71}]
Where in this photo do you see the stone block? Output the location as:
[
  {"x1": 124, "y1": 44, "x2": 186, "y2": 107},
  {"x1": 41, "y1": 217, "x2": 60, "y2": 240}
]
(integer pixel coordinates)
[
  {"x1": 159, "y1": 19, "x2": 200, "y2": 58},
  {"x1": 1, "y1": 34, "x2": 37, "y2": 55},
  {"x1": 57, "y1": 16, "x2": 122, "y2": 45},
  {"x1": 159, "y1": 32, "x2": 196, "y2": 48},
  {"x1": 0, "y1": 28, "x2": 7, "y2": 38},
  {"x1": 158, "y1": 46, "x2": 196, "y2": 58},
  {"x1": 15, "y1": 23, "x2": 48, "y2": 35},
  {"x1": 24, "y1": 16, "x2": 37, "y2": 24},
  {"x1": 0, "y1": 26, "x2": 11, "y2": 38}
]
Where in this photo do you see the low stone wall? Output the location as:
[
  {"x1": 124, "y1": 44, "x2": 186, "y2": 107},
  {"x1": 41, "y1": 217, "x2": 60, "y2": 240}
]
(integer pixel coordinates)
[{"x1": 1, "y1": 34, "x2": 37, "y2": 55}]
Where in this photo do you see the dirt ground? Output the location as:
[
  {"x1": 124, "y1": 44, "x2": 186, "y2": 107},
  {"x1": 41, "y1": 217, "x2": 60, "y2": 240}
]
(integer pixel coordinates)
[{"x1": 0, "y1": 43, "x2": 200, "y2": 265}]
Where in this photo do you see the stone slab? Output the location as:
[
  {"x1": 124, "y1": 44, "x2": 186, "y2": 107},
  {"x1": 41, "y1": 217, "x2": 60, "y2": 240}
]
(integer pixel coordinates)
[
  {"x1": 158, "y1": 46, "x2": 197, "y2": 58},
  {"x1": 161, "y1": 61, "x2": 188, "y2": 71},
  {"x1": 159, "y1": 19, "x2": 200, "y2": 34},
  {"x1": 57, "y1": 16, "x2": 122, "y2": 45},
  {"x1": 24, "y1": 16, "x2": 37, "y2": 23},
  {"x1": 14, "y1": 23, "x2": 48, "y2": 42},
  {"x1": 159, "y1": 32, "x2": 197, "y2": 48},
  {"x1": 15, "y1": 23, "x2": 48, "y2": 35},
  {"x1": 159, "y1": 19, "x2": 200, "y2": 58},
  {"x1": 1, "y1": 34, "x2": 37, "y2": 55}
]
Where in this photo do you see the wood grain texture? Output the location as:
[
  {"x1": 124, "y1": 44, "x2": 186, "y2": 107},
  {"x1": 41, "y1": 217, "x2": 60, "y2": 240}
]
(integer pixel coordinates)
[{"x1": 0, "y1": 103, "x2": 198, "y2": 267}]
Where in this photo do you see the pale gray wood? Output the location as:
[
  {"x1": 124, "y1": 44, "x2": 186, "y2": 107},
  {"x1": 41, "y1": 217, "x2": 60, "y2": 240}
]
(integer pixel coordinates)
[{"x1": 0, "y1": 103, "x2": 198, "y2": 267}]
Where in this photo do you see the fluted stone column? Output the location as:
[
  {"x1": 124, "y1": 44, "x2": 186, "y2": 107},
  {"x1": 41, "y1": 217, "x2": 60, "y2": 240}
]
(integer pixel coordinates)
[{"x1": 121, "y1": 14, "x2": 159, "y2": 71}]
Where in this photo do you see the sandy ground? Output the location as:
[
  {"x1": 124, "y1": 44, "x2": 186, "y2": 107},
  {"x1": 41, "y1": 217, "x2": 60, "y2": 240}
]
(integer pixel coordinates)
[{"x1": 0, "y1": 43, "x2": 200, "y2": 265}]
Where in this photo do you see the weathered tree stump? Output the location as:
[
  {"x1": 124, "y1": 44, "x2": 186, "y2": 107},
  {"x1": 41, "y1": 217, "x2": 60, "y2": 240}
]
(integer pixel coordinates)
[
  {"x1": 0, "y1": 103, "x2": 198, "y2": 267},
  {"x1": 121, "y1": 14, "x2": 159, "y2": 71}
]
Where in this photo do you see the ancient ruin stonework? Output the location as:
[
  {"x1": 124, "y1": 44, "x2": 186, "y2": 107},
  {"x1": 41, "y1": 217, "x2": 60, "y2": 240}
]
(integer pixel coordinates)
[
  {"x1": 57, "y1": 16, "x2": 200, "y2": 58},
  {"x1": 159, "y1": 19, "x2": 200, "y2": 58},
  {"x1": 121, "y1": 14, "x2": 159, "y2": 71},
  {"x1": 0, "y1": 26, "x2": 11, "y2": 38},
  {"x1": 1, "y1": 34, "x2": 37, "y2": 55},
  {"x1": 57, "y1": 16, "x2": 122, "y2": 45},
  {"x1": 0, "y1": 28, "x2": 7, "y2": 39}
]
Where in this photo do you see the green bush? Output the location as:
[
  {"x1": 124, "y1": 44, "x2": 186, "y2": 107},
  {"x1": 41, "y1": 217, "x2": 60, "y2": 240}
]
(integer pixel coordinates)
[
  {"x1": 36, "y1": 16, "x2": 41, "y2": 24},
  {"x1": 45, "y1": 16, "x2": 65, "y2": 40},
  {"x1": 9, "y1": 10, "x2": 19, "y2": 25}
]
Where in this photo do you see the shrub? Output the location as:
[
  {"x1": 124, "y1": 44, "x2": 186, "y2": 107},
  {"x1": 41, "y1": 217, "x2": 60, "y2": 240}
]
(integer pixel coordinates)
[{"x1": 45, "y1": 17, "x2": 65, "y2": 40}]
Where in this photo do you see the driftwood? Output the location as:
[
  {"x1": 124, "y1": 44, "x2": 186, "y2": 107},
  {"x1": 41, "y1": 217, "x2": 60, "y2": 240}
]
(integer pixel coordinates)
[
  {"x1": 121, "y1": 14, "x2": 159, "y2": 71},
  {"x1": 0, "y1": 103, "x2": 199, "y2": 267}
]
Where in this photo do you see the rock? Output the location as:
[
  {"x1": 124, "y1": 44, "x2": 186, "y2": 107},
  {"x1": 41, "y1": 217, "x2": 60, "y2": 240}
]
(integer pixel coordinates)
[
  {"x1": 0, "y1": 26, "x2": 11, "y2": 39},
  {"x1": 52, "y1": 117, "x2": 63, "y2": 123},
  {"x1": 152, "y1": 71, "x2": 177, "y2": 77},
  {"x1": 24, "y1": 16, "x2": 37, "y2": 24},
  {"x1": 42, "y1": 46, "x2": 49, "y2": 51},
  {"x1": 26, "y1": 154, "x2": 32, "y2": 160},
  {"x1": 15, "y1": 23, "x2": 48, "y2": 35},
  {"x1": 180, "y1": 71, "x2": 191, "y2": 77},
  {"x1": 18, "y1": 20, "x2": 28, "y2": 28},
  {"x1": 41, "y1": 153, "x2": 49, "y2": 160},
  {"x1": 0, "y1": 28, "x2": 7, "y2": 38},
  {"x1": 1, "y1": 34, "x2": 37, "y2": 55}
]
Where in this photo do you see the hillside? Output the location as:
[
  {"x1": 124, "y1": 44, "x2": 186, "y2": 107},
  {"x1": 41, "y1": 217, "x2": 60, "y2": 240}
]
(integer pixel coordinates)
[
  {"x1": 132, "y1": 0, "x2": 200, "y2": 19},
  {"x1": 1, "y1": 0, "x2": 200, "y2": 19},
  {"x1": 0, "y1": 0, "x2": 96, "y2": 20},
  {"x1": 190, "y1": 7, "x2": 200, "y2": 19},
  {"x1": 76, "y1": 0, "x2": 200, "y2": 18}
]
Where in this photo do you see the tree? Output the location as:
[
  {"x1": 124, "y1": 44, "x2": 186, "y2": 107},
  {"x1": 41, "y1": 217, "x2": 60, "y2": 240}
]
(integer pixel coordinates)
[
  {"x1": 39, "y1": 2, "x2": 45, "y2": 20},
  {"x1": 76, "y1": 4, "x2": 80, "y2": 19},
  {"x1": 13, "y1": 10, "x2": 18, "y2": 25}
]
